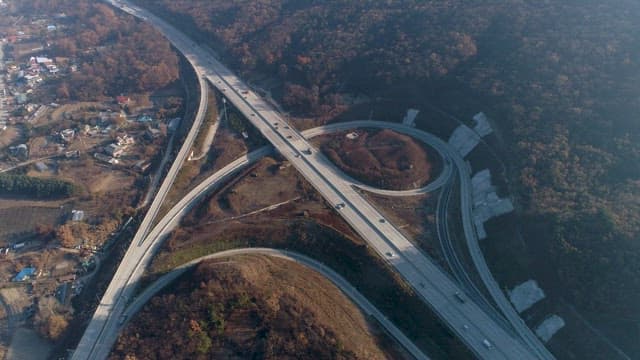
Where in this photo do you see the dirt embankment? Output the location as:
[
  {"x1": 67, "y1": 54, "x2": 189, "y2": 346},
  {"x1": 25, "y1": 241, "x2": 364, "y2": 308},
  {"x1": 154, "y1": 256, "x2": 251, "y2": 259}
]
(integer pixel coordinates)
[
  {"x1": 111, "y1": 255, "x2": 391, "y2": 360},
  {"x1": 319, "y1": 129, "x2": 440, "y2": 191}
]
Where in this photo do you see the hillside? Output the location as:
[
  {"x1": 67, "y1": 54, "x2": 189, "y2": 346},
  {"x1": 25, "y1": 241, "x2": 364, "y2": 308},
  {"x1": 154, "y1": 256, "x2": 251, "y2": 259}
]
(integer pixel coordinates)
[
  {"x1": 130, "y1": 0, "x2": 640, "y2": 323},
  {"x1": 110, "y1": 255, "x2": 397, "y2": 360}
]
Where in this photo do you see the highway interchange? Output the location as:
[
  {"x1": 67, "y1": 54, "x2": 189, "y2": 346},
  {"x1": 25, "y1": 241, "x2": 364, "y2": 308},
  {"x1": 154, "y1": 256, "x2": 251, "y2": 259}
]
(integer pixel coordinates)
[{"x1": 73, "y1": 1, "x2": 555, "y2": 359}]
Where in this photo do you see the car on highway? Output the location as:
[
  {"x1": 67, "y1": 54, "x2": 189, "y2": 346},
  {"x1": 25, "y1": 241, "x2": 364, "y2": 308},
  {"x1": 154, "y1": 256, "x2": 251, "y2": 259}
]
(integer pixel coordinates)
[
  {"x1": 482, "y1": 339, "x2": 493, "y2": 349},
  {"x1": 454, "y1": 291, "x2": 466, "y2": 303},
  {"x1": 335, "y1": 203, "x2": 345, "y2": 209},
  {"x1": 385, "y1": 251, "x2": 394, "y2": 257}
]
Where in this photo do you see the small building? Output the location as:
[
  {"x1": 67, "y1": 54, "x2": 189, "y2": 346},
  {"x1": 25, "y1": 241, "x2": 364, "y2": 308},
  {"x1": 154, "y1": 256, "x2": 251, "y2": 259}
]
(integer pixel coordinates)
[
  {"x1": 64, "y1": 150, "x2": 80, "y2": 158},
  {"x1": 35, "y1": 56, "x2": 53, "y2": 66},
  {"x1": 13, "y1": 267, "x2": 37, "y2": 282},
  {"x1": 34, "y1": 162, "x2": 48, "y2": 172},
  {"x1": 145, "y1": 127, "x2": 162, "y2": 140},
  {"x1": 116, "y1": 134, "x2": 134, "y2": 146},
  {"x1": 134, "y1": 160, "x2": 150, "y2": 173},
  {"x1": 60, "y1": 128, "x2": 75, "y2": 142},
  {"x1": 104, "y1": 143, "x2": 124, "y2": 158},
  {"x1": 71, "y1": 209, "x2": 85, "y2": 222},
  {"x1": 116, "y1": 95, "x2": 130, "y2": 106},
  {"x1": 9, "y1": 143, "x2": 29, "y2": 160},
  {"x1": 137, "y1": 114, "x2": 153, "y2": 123}
]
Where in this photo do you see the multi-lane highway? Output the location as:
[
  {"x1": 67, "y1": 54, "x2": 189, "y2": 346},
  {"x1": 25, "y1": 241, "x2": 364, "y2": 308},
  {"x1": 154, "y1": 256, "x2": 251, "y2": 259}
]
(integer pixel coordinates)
[
  {"x1": 71, "y1": 19, "x2": 210, "y2": 359},
  {"x1": 306, "y1": 121, "x2": 554, "y2": 359},
  {"x1": 115, "y1": 248, "x2": 431, "y2": 360},
  {"x1": 74, "y1": 1, "x2": 555, "y2": 359}
]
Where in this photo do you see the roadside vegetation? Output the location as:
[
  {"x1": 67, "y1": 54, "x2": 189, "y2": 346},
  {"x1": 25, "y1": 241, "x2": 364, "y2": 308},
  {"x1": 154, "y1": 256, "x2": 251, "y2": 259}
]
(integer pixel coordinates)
[
  {"x1": 0, "y1": 174, "x2": 77, "y2": 199},
  {"x1": 147, "y1": 156, "x2": 472, "y2": 359},
  {"x1": 112, "y1": 255, "x2": 398, "y2": 359}
]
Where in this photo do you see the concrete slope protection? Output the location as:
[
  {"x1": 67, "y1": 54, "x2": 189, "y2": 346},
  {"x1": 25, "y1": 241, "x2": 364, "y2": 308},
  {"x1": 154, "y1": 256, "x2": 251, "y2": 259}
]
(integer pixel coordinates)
[
  {"x1": 76, "y1": 1, "x2": 553, "y2": 359},
  {"x1": 119, "y1": 248, "x2": 431, "y2": 360}
]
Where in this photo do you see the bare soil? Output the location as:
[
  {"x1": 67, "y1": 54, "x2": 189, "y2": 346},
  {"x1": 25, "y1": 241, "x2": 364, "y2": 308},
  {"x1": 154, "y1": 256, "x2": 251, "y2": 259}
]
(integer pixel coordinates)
[
  {"x1": 112, "y1": 255, "x2": 397, "y2": 360},
  {"x1": 316, "y1": 129, "x2": 441, "y2": 190},
  {"x1": 359, "y1": 191, "x2": 446, "y2": 266},
  {"x1": 0, "y1": 206, "x2": 64, "y2": 244},
  {"x1": 0, "y1": 127, "x2": 21, "y2": 150}
]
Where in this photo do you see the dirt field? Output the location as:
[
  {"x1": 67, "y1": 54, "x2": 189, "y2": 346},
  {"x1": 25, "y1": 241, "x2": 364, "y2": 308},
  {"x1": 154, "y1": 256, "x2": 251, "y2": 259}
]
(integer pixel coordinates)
[
  {"x1": 113, "y1": 255, "x2": 398, "y2": 359},
  {"x1": 0, "y1": 288, "x2": 30, "y2": 318},
  {"x1": 48, "y1": 102, "x2": 111, "y2": 123},
  {"x1": 0, "y1": 127, "x2": 22, "y2": 150},
  {"x1": 217, "y1": 158, "x2": 303, "y2": 216},
  {"x1": 315, "y1": 129, "x2": 442, "y2": 190},
  {"x1": 0, "y1": 205, "x2": 64, "y2": 244}
]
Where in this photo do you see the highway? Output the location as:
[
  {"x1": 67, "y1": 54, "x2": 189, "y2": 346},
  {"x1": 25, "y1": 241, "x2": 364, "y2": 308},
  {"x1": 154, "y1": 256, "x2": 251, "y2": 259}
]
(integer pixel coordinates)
[
  {"x1": 71, "y1": 16, "x2": 211, "y2": 359},
  {"x1": 142, "y1": 83, "x2": 210, "y2": 206},
  {"x1": 435, "y1": 169, "x2": 512, "y2": 331},
  {"x1": 75, "y1": 1, "x2": 554, "y2": 359},
  {"x1": 304, "y1": 121, "x2": 554, "y2": 359},
  {"x1": 118, "y1": 248, "x2": 430, "y2": 360}
]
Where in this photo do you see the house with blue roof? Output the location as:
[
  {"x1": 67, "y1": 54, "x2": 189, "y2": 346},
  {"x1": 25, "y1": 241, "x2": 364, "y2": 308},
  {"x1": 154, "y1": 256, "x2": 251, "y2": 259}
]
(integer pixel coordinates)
[{"x1": 13, "y1": 267, "x2": 36, "y2": 282}]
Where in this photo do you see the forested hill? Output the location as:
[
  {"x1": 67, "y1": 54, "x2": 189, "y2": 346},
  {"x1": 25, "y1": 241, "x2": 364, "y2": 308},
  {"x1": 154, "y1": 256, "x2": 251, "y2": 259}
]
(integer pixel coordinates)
[{"x1": 133, "y1": 1, "x2": 640, "y2": 318}]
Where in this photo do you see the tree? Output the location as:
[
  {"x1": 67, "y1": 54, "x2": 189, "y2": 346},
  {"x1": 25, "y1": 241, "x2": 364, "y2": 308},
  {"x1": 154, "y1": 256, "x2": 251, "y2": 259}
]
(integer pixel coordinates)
[
  {"x1": 43, "y1": 314, "x2": 68, "y2": 340},
  {"x1": 56, "y1": 82, "x2": 70, "y2": 99},
  {"x1": 56, "y1": 224, "x2": 75, "y2": 248}
]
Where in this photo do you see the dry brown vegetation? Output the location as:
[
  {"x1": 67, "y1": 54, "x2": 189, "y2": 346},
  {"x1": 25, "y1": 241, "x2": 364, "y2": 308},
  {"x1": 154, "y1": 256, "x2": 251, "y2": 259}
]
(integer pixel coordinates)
[
  {"x1": 149, "y1": 156, "x2": 471, "y2": 358},
  {"x1": 112, "y1": 255, "x2": 396, "y2": 359},
  {"x1": 361, "y1": 191, "x2": 443, "y2": 263},
  {"x1": 318, "y1": 129, "x2": 440, "y2": 190}
]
